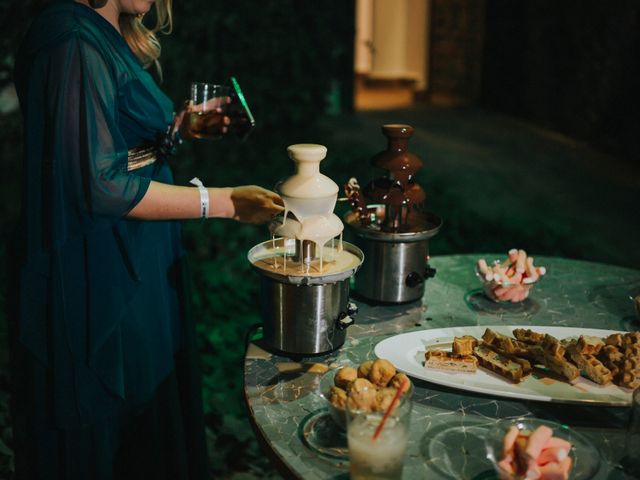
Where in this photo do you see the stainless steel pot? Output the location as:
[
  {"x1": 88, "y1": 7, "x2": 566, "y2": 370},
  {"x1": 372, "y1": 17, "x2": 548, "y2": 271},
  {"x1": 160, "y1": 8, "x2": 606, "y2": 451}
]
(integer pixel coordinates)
[
  {"x1": 345, "y1": 208, "x2": 442, "y2": 303},
  {"x1": 248, "y1": 239, "x2": 363, "y2": 356}
]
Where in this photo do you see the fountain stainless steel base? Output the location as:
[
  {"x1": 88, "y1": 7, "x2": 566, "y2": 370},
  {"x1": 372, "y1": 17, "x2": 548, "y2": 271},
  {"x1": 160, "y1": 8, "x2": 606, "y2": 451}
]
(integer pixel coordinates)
[
  {"x1": 248, "y1": 238, "x2": 363, "y2": 356},
  {"x1": 345, "y1": 207, "x2": 442, "y2": 303}
]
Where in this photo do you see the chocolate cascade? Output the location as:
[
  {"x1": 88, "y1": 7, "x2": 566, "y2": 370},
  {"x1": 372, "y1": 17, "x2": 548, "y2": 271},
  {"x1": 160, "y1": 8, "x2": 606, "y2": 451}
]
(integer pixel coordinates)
[
  {"x1": 343, "y1": 124, "x2": 442, "y2": 304},
  {"x1": 363, "y1": 124, "x2": 426, "y2": 232}
]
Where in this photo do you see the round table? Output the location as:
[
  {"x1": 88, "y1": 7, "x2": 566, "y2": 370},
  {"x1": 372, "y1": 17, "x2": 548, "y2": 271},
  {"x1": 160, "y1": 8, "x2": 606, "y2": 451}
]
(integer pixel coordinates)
[{"x1": 243, "y1": 254, "x2": 640, "y2": 479}]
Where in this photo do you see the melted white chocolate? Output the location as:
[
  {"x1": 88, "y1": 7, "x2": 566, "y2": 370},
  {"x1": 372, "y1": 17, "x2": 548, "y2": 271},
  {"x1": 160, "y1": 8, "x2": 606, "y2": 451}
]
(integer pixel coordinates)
[
  {"x1": 252, "y1": 245, "x2": 361, "y2": 277},
  {"x1": 259, "y1": 144, "x2": 352, "y2": 277}
]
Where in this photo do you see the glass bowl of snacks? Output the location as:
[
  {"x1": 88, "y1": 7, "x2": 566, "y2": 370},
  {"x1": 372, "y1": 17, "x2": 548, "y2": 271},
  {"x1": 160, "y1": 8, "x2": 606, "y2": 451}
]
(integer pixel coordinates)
[
  {"x1": 485, "y1": 417, "x2": 600, "y2": 480},
  {"x1": 476, "y1": 249, "x2": 546, "y2": 303},
  {"x1": 318, "y1": 359, "x2": 413, "y2": 430}
]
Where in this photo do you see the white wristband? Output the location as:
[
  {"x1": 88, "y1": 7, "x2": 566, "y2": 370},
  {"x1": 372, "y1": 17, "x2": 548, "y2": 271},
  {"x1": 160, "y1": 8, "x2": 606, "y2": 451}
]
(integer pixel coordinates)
[{"x1": 190, "y1": 177, "x2": 209, "y2": 218}]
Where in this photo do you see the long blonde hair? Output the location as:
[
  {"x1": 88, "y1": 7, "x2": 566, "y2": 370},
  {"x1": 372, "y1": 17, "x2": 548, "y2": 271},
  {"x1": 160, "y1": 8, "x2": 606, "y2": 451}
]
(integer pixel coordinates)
[{"x1": 119, "y1": 0, "x2": 173, "y2": 73}]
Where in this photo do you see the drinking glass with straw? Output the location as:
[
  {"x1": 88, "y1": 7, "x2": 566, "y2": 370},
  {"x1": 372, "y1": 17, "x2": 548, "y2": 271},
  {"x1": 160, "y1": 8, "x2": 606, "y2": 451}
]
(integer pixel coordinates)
[{"x1": 346, "y1": 378, "x2": 413, "y2": 480}]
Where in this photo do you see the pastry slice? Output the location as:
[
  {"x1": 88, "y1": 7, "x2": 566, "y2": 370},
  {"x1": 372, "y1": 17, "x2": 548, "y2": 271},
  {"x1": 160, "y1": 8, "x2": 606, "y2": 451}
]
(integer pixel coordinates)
[{"x1": 424, "y1": 350, "x2": 478, "y2": 373}]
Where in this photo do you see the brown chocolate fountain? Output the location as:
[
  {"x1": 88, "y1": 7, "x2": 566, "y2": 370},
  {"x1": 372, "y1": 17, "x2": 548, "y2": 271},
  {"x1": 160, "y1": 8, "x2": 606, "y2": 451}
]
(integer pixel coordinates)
[{"x1": 344, "y1": 124, "x2": 442, "y2": 303}]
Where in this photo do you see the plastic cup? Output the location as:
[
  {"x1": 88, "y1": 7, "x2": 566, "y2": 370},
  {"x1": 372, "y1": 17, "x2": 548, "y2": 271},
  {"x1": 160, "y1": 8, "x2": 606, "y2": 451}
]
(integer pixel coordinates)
[{"x1": 346, "y1": 385, "x2": 412, "y2": 480}]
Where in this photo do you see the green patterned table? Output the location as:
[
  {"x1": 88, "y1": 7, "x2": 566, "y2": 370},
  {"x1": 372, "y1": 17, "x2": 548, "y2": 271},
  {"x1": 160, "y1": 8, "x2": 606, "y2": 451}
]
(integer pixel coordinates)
[{"x1": 244, "y1": 254, "x2": 640, "y2": 479}]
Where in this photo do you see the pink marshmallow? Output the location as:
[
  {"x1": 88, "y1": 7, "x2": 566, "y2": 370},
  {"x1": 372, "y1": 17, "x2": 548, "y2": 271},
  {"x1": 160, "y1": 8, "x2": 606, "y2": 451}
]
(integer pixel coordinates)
[
  {"x1": 516, "y1": 249, "x2": 527, "y2": 273},
  {"x1": 543, "y1": 437, "x2": 572, "y2": 451},
  {"x1": 477, "y1": 258, "x2": 489, "y2": 274},
  {"x1": 525, "y1": 426, "x2": 554, "y2": 460},
  {"x1": 537, "y1": 447, "x2": 569, "y2": 465},
  {"x1": 496, "y1": 287, "x2": 520, "y2": 301},
  {"x1": 538, "y1": 457, "x2": 572, "y2": 480},
  {"x1": 498, "y1": 458, "x2": 515, "y2": 476},
  {"x1": 511, "y1": 290, "x2": 530, "y2": 303},
  {"x1": 502, "y1": 426, "x2": 520, "y2": 456},
  {"x1": 524, "y1": 461, "x2": 542, "y2": 479}
]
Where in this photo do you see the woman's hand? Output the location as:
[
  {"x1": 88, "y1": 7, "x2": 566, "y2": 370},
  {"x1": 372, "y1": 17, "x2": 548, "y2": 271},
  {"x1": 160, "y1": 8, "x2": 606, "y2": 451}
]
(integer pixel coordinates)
[
  {"x1": 230, "y1": 186, "x2": 284, "y2": 224},
  {"x1": 172, "y1": 99, "x2": 232, "y2": 141}
]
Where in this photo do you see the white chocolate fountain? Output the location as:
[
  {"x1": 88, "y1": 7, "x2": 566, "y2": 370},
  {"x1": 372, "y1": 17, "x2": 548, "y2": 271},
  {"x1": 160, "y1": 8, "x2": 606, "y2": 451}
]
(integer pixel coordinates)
[
  {"x1": 247, "y1": 144, "x2": 363, "y2": 356},
  {"x1": 251, "y1": 144, "x2": 360, "y2": 278}
]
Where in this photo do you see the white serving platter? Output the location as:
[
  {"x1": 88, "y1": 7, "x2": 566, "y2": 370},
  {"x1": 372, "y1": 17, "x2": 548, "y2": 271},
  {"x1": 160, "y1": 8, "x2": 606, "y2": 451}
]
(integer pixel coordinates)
[{"x1": 374, "y1": 325, "x2": 633, "y2": 406}]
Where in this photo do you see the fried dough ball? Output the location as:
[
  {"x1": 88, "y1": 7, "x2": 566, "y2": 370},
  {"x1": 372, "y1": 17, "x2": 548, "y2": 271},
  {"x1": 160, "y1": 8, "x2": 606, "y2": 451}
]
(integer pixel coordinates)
[
  {"x1": 334, "y1": 366, "x2": 358, "y2": 389},
  {"x1": 369, "y1": 359, "x2": 396, "y2": 387},
  {"x1": 389, "y1": 373, "x2": 411, "y2": 394},
  {"x1": 346, "y1": 378, "x2": 376, "y2": 411},
  {"x1": 374, "y1": 387, "x2": 397, "y2": 412},
  {"x1": 357, "y1": 360, "x2": 374, "y2": 379},
  {"x1": 328, "y1": 386, "x2": 347, "y2": 409}
]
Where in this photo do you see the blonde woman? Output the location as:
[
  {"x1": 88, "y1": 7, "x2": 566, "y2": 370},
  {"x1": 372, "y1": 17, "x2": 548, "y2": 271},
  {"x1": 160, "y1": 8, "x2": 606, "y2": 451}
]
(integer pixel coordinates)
[{"x1": 11, "y1": 0, "x2": 282, "y2": 478}]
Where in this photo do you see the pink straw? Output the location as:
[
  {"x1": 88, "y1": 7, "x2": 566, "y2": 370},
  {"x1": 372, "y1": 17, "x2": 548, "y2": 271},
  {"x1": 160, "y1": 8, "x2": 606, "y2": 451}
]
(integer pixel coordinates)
[{"x1": 372, "y1": 378, "x2": 408, "y2": 441}]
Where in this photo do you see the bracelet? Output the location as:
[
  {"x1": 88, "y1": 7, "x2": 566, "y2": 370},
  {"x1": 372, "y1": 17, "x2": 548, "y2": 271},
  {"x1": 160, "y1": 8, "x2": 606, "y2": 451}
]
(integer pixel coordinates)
[{"x1": 190, "y1": 177, "x2": 209, "y2": 218}]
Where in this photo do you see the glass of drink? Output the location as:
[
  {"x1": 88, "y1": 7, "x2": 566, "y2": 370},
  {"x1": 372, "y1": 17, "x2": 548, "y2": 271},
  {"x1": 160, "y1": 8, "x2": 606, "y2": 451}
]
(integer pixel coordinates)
[
  {"x1": 184, "y1": 78, "x2": 255, "y2": 140},
  {"x1": 185, "y1": 82, "x2": 232, "y2": 140},
  {"x1": 346, "y1": 383, "x2": 413, "y2": 480}
]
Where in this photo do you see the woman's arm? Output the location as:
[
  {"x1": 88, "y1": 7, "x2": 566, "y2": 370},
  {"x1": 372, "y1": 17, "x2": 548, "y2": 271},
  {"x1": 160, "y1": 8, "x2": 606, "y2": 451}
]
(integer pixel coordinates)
[{"x1": 127, "y1": 181, "x2": 284, "y2": 223}]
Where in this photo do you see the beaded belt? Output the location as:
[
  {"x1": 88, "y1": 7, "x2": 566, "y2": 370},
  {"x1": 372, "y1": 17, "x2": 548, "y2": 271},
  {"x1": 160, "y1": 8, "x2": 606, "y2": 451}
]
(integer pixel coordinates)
[{"x1": 127, "y1": 144, "x2": 157, "y2": 171}]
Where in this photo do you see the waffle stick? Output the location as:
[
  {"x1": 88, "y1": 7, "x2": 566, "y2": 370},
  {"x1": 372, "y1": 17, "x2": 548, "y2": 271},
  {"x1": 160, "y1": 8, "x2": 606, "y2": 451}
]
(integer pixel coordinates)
[
  {"x1": 542, "y1": 334, "x2": 566, "y2": 359},
  {"x1": 624, "y1": 332, "x2": 640, "y2": 346},
  {"x1": 597, "y1": 345, "x2": 624, "y2": 378},
  {"x1": 605, "y1": 333, "x2": 624, "y2": 348},
  {"x1": 513, "y1": 328, "x2": 545, "y2": 345},
  {"x1": 480, "y1": 342, "x2": 533, "y2": 376},
  {"x1": 482, "y1": 328, "x2": 532, "y2": 358},
  {"x1": 522, "y1": 344, "x2": 580, "y2": 382},
  {"x1": 618, "y1": 343, "x2": 640, "y2": 389},
  {"x1": 453, "y1": 335, "x2": 478, "y2": 355},
  {"x1": 566, "y1": 342, "x2": 613, "y2": 385},
  {"x1": 575, "y1": 335, "x2": 605, "y2": 355},
  {"x1": 473, "y1": 344, "x2": 529, "y2": 383}
]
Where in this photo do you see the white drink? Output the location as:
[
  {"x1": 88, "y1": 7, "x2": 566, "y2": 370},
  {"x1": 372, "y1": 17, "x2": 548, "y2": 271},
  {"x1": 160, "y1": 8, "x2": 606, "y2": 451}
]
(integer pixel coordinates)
[{"x1": 347, "y1": 415, "x2": 408, "y2": 480}]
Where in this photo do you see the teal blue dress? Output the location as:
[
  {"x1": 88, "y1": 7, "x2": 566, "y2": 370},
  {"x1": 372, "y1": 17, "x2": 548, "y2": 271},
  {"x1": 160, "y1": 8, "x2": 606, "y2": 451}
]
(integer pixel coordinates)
[{"x1": 11, "y1": 1, "x2": 208, "y2": 478}]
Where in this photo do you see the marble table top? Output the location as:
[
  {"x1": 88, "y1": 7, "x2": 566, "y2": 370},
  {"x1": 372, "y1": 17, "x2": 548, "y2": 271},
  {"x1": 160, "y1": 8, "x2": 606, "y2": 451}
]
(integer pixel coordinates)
[{"x1": 244, "y1": 254, "x2": 640, "y2": 479}]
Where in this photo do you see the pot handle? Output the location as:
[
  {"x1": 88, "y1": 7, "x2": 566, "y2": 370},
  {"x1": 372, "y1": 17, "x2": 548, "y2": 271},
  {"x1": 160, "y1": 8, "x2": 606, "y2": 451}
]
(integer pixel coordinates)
[
  {"x1": 425, "y1": 264, "x2": 437, "y2": 279},
  {"x1": 336, "y1": 302, "x2": 359, "y2": 330}
]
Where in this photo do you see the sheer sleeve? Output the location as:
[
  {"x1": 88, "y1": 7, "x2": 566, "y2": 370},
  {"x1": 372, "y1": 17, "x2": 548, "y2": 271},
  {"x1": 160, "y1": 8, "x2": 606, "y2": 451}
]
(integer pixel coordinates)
[
  {"x1": 17, "y1": 33, "x2": 153, "y2": 419},
  {"x1": 44, "y1": 34, "x2": 150, "y2": 246},
  {"x1": 15, "y1": 7, "x2": 186, "y2": 427}
]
